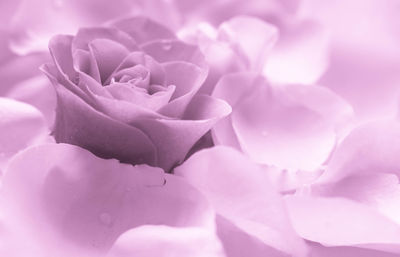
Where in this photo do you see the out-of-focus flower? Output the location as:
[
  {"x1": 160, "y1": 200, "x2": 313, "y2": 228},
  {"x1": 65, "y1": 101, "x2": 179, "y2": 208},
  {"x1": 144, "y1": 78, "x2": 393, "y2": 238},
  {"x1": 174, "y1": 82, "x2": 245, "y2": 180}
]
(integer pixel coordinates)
[
  {"x1": 212, "y1": 72, "x2": 353, "y2": 172},
  {"x1": 42, "y1": 16, "x2": 231, "y2": 171},
  {"x1": 302, "y1": 0, "x2": 400, "y2": 123},
  {"x1": 0, "y1": 98, "x2": 51, "y2": 172},
  {"x1": 0, "y1": 29, "x2": 56, "y2": 126},
  {"x1": 1, "y1": 0, "x2": 180, "y2": 55},
  {"x1": 285, "y1": 120, "x2": 400, "y2": 256},
  {"x1": 178, "y1": 12, "x2": 329, "y2": 94},
  {"x1": 175, "y1": 146, "x2": 308, "y2": 257},
  {"x1": 0, "y1": 143, "x2": 219, "y2": 257}
]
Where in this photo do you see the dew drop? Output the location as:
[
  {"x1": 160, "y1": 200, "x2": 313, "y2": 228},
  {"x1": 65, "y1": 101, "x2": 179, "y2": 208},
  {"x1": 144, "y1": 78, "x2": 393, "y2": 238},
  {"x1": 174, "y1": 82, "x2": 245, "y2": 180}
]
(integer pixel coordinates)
[
  {"x1": 99, "y1": 213, "x2": 112, "y2": 226},
  {"x1": 161, "y1": 40, "x2": 172, "y2": 51}
]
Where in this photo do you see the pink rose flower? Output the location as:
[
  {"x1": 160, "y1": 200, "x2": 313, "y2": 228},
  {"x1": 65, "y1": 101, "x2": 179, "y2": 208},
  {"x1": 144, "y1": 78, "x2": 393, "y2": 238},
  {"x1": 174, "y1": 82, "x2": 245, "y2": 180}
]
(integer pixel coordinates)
[{"x1": 42, "y1": 16, "x2": 231, "y2": 171}]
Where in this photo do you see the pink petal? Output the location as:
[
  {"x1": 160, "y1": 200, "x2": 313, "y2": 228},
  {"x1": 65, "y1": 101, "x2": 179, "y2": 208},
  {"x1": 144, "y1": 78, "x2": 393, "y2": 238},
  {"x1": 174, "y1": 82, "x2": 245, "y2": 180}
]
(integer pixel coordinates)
[
  {"x1": 309, "y1": 243, "x2": 400, "y2": 257},
  {"x1": 2, "y1": 143, "x2": 215, "y2": 255},
  {"x1": 175, "y1": 146, "x2": 307, "y2": 256},
  {"x1": 110, "y1": 16, "x2": 176, "y2": 45},
  {"x1": 51, "y1": 81, "x2": 158, "y2": 166},
  {"x1": 285, "y1": 195, "x2": 400, "y2": 253},
  {"x1": 106, "y1": 84, "x2": 175, "y2": 111},
  {"x1": 48, "y1": 35, "x2": 76, "y2": 80},
  {"x1": 318, "y1": 121, "x2": 400, "y2": 184},
  {"x1": 141, "y1": 39, "x2": 207, "y2": 69},
  {"x1": 134, "y1": 94, "x2": 231, "y2": 171},
  {"x1": 213, "y1": 73, "x2": 343, "y2": 171},
  {"x1": 315, "y1": 173, "x2": 400, "y2": 225},
  {"x1": 218, "y1": 15, "x2": 278, "y2": 72},
  {"x1": 158, "y1": 61, "x2": 208, "y2": 118},
  {"x1": 211, "y1": 72, "x2": 261, "y2": 149},
  {"x1": 0, "y1": 98, "x2": 48, "y2": 167},
  {"x1": 6, "y1": 75, "x2": 56, "y2": 127},
  {"x1": 88, "y1": 38, "x2": 130, "y2": 83},
  {"x1": 216, "y1": 215, "x2": 297, "y2": 257},
  {"x1": 107, "y1": 225, "x2": 224, "y2": 257},
  {"x1": 264, "y1": 20, "x2": 330, "y2": 85}
]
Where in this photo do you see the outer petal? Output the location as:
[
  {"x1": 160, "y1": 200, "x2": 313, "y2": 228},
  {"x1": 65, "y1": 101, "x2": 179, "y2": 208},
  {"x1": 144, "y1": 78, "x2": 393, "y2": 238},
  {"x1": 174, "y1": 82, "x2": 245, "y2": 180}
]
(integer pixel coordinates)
[
  {"x1": 175, "y1": 146, "x2": 308, "y2": 257},
  {"x1": 6, "y1": 75, "x2": 56, "y2": 127},
  {"x1": 158, "y1": 61, "x2": 208, "y2": 118},
  {"x1": 211, "y1": 72, "x2": 261, "y2": 149},
  {"x1": 51, "y1": 80, "x2": 158, "y2": 166},
  {"x1": 218, "y1": 15, "x2": 278, "y2": 72},
  {"x1": 1, "y1": 143, "x2": 215, "y2": 256},
  {"x1": 134, "y1": 94, "x2": 231, "y2": 171},
  {"x1": 318, "y1": 121, "x2": 400, "y2": 184},
  {"x1": 264, "y1": 20, "x2": 330, "y2": 85},
  {"x1": 107, "y1": 225, "x2": 224, "y2": 257},
  {"x1": 0, "y1": 98, "x2": 48, "y2": 169},
  {"x1": 285, "y1": 195, "x2": 400, "y2": 253}
]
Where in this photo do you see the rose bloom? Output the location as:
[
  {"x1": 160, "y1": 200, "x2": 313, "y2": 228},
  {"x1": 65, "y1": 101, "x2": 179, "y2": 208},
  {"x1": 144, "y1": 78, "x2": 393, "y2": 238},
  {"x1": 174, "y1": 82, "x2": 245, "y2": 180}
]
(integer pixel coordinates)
[{"x1": 42, "y1": 16, "x2": 230, "y2": 171}]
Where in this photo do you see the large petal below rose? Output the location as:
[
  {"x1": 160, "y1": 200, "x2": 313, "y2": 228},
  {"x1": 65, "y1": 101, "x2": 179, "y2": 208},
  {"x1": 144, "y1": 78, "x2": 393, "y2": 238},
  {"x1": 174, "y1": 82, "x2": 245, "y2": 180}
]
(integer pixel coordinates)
[
  {"x1": 264, "y1": 20, "x2": 330, "y2": 85},
  {"x1": 1, "y1": 143, "x2": 215, "y2": 256},
  {"x1": 52, "y1": 82, "x2": 158, "y2": 166},
  {"x1": 110, "y1": 16, "x2": 176, "y2": 45},
  {"x1": 0, "y1": 98, "x2": 48, "y2": 169},
  {"x1": 218, "y1": 15, "x2": 278, "y2": 72},
  {"x1": 158, "y1": 61, "x2": 208, "y2": 118},
  {"x1": 107, "y1": 225, "x2": 224, "y2": 257},
  {"x1": 318, "y1": 121, "x2": 400, "y2": 184},
  {"x1": 175, "y1": 146, "x2": 308, "y2": 257},
  {"x1": 285, "y1": 195, "x2": 400, "y2": 253},
  {"x1": 133, "y1": 94, "x2": 231, "y2": 171}
]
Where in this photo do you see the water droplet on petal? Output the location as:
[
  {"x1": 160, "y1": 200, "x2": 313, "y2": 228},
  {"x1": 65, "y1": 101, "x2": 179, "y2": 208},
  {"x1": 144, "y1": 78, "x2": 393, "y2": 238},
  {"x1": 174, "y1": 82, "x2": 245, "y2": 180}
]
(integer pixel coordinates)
[
  {"x1": 161, "y1": 40, "x2": 172, "y2": 51},
  {"x1": 99, "y1": 213, "x2": 112, "y2": 226}
]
